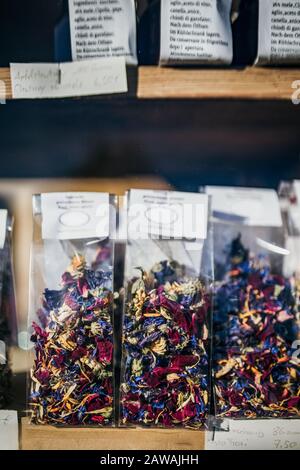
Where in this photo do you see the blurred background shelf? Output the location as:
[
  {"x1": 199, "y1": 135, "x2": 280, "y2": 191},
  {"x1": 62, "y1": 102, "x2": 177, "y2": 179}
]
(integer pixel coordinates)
[{"x1": 1, "y1": 66, "x2": 300, "y2": 101}]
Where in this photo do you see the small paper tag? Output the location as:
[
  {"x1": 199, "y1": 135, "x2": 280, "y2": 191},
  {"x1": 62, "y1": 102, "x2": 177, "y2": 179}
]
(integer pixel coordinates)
[
  {"x1": 127, "y1": 189, "x2": 208, "y2": 240},
  {"x1": 206, "y1": 419, "x2": 300, "y2": 450},
  {"x1": 0, "y1": 209, "x2": 7, "y2": 249},
  {"x1": 206, "y1": 186, "x2": 282, "y2": 227},
  {"x1": 10, "y1": 58, "x2": 128, "y2": 99},
  {"x1": 160, "y1": 0, "x2": 233, "y2": 65},
  {"x1": 68, "y1": 0, "x2": 137, "y2": 65},
  {"x1": 256, "y1": 1, "x2": 300, "y2": 65},
  {"x1": 0, "y1": 411, "x2": 19, "y2": 450},
  {"x1": 41, "y1": 192, "x2": 110, "y2": 240}
]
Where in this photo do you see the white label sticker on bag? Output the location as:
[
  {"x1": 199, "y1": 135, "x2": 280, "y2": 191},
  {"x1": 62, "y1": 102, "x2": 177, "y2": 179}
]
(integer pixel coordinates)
[
  {"x1": 0, "y1": 209, "x2": 7, "y2": 250},
  {"x1": 206, "y1": 419, "x2": 300, "y2": 450},
  {"x1": 257, "y1": 1, "x2": 300, "y2": 65},
  {"x1": 68, "y1": 0, "x2": 137, "y2": 65},
  {"x1": 0, "y1": 411, "x2": 19, "y2": 450},
  {"x1": 160, "y1": 0, "x2": 233, "y2": 65},
  {"x1": 206, "y1": 186, "x2": 282, "y2": 227},
  {"x1": 128, "y1": 189, "x2": 208, "y2": 240},
  {"x1": 41, "y1": 192, "x2": 110, "y2": 240}
]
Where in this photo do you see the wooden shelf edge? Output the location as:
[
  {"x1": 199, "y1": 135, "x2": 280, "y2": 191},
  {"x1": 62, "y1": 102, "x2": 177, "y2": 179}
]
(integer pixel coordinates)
[
  {"x1": 0, "y1": 67, "x2": 12, "y2": 100},
  {"x1": 137, "y1": 66, "x2": 299, "y2": 100},
  {"x1": 1, "y1": 66, "x2": 299, "y2": 101},
  {"x1": 21, "y1": 417, "x2": 205, "y2": 450}
]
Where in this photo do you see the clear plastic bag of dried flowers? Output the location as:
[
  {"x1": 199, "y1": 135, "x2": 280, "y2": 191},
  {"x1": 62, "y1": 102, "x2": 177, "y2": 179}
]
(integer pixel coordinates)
[
  {"x1": 28, "y1": 193, "x2": 115, "y2": 426},
  {"x1": 120, "y1": 190, "x2": 213, "y2": 428},
  {"x1": 213, "y1": 222, "x2": 300, "y2": 420}
]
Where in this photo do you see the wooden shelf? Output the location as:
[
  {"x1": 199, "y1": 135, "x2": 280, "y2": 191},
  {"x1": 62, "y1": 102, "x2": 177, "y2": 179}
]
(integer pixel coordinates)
[
  {"x1": 21, "y1": 418, "x2": 205, "y2": 450},
  {"x1": 138, "y1": 66, "x2": 300, "y2": 100},
  {"x1": 0, "y1": 67, "x2": 11, "y2": 99},
  {"x1": 1, "y1": 66, "x2": 300, "y2": 101}
]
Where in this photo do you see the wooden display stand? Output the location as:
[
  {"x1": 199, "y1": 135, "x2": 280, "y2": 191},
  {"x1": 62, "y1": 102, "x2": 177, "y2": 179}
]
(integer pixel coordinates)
[{"x1": 21, "y1": 418, "x2": 205, "y2": 450}]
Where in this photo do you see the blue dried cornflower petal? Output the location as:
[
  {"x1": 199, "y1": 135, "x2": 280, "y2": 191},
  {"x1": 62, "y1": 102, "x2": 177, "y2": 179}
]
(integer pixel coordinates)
[{"x1": 44, "y1": 288, "x2": 66, "y2": 310}]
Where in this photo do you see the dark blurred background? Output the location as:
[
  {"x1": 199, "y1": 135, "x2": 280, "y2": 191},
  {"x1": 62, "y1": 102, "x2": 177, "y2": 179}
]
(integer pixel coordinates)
[
  {"x1": 0, "y1": 0, "x2": 300, "y2": 191},
  {"x1": 1, "y1": 98, "x2": 300, "y2": 190}
]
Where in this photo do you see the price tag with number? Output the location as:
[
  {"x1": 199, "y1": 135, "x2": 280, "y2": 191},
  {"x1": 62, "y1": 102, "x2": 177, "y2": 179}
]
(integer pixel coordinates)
[{"x1": 206, "y1": 419, "x2": 300, "y2": 450}]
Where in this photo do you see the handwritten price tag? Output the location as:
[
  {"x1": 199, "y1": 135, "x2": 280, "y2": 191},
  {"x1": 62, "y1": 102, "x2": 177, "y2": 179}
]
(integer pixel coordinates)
[
  {"x1": 10, "y1": 58, "x2": 128, "y2": 99},
  {"x1": 0, "y1": 410, "x2": 19, "y2": 450},
  {"x1": 272, "y1": 422, "x2": 300, "y2": 450},
  {"x1": 206, "y1": 419, "x2": 300, "y2": 450}
]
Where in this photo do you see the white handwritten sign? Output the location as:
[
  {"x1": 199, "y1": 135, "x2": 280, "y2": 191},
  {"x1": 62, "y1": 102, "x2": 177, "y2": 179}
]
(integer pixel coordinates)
[
  {"x1": 0, "y1": 411, "x2": 19, "y2": 450},
  {"x1": 206, "y1": 419, "x2": 300, "y2": 450},
  {"x1": 10, "y1": 57, "x2": 127, "y2": 99}
]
